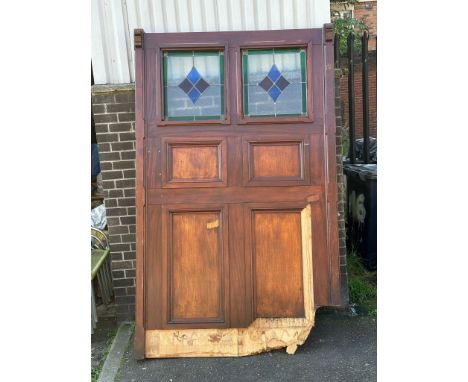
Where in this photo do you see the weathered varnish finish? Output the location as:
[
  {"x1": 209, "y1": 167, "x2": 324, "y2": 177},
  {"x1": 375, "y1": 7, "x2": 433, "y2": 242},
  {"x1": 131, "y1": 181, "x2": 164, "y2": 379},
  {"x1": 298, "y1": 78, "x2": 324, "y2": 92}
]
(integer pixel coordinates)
[
  {"x1": 145, "y1": 205, "x2": 314, "y2": 358},
  {"x1": 134, "y1": 26, "x2": 340, "y2": 359}
]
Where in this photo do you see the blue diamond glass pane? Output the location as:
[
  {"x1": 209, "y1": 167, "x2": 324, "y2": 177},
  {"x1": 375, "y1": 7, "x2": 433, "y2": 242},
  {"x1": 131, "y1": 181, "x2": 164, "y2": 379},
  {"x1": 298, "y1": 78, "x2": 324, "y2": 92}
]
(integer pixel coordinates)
[
  {"x1": 259, "y1": 76, "x2": 274, "y2": 92},
  {"x1": 275, "y1": 75, "x2": 290, "y2": 91},
  {"x1": 187, "y1": 87, "x2": 202, "y2": 104},
  {"x1": 268, "y1": 85, "x2": 282, "y2": 102},
  {"x1": 186, "y1": 66, "x2": 202, "y2": 85},
  {"x1": 195, "y1": 77, "x2": 210, "y2": 93},
  {"x1": 178, "y1": 78, "x2": 193, "y2": 93},
  {"x1": 267, "y1": 64, "x2": 281, "y2": 82}
]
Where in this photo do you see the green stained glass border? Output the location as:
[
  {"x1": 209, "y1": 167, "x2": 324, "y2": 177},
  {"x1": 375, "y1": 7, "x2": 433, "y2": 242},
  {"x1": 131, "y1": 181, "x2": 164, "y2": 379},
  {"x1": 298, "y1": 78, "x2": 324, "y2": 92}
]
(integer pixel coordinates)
[
  {"x1": 242, "y1": 47, "x2": 308, "y2": 118},
  {"x1": 162, "y1": 50, "x2": 225, "y2": 122}
]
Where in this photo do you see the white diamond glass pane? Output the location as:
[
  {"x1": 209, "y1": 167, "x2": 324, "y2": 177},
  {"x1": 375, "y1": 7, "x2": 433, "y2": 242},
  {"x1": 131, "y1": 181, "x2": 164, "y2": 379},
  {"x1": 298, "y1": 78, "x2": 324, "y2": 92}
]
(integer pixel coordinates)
[
  {"x1": 273, "y1": 83, "x2": 303, "y2": 115},
  {"x1": 273, "y1": 52, "x2": 302, "y2": 84},
  {"x1": 166, "y1": 86, "x2": 196, "y2": 117},
  {"x1": 190, "y1": 85, "x2": 223, "y2": 116},
  {"x1": 194, "y1": 55, "x2": 222, "y2": 85},
  {"x1": 246, "y1": 54, "x2": 274, "y2": 85},
  {"x1": 245, "y1": 85, "x2": 275, "y2": 116},
  {"x1": 166, "y1": 85, "x2": 222, "y2": 118},
  {"x1": 166, "y1": 55, "x2": 193, "y2": 86}
]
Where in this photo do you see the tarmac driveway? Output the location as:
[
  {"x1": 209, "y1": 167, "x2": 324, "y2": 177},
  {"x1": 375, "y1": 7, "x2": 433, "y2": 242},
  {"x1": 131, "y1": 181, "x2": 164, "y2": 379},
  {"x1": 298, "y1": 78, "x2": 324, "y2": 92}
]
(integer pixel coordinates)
[{"x1": 117, "y1": 309, "x2": 376, "y2": 382}]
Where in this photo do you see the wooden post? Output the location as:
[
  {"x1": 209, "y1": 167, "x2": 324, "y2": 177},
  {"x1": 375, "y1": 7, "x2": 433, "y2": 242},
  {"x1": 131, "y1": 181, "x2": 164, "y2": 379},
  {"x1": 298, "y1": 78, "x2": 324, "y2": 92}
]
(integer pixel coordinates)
[{"x1": 134, "y1": 28, "x2": 146, "y2": 360}]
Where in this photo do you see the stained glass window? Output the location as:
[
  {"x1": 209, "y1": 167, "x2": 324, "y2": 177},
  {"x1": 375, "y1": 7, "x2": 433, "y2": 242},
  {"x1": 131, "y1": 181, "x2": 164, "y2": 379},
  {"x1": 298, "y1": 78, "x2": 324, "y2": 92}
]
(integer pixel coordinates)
[
  {"x1": 242, "y1": 48, "x2": 307, "y2": 118},
  {"x1": 163, "y1": 50, "x2": 224, "y2": 121}
]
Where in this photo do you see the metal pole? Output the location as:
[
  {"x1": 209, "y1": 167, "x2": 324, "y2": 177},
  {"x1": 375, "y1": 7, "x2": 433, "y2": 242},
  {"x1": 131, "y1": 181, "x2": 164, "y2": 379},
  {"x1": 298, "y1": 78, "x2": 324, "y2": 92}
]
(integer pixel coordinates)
[
  {"x1": 362, "y1": 31, "x2": 370, "y2": 163},
  {"x1": 347, "y1": 33, "x2": 356, "y2": 163}
]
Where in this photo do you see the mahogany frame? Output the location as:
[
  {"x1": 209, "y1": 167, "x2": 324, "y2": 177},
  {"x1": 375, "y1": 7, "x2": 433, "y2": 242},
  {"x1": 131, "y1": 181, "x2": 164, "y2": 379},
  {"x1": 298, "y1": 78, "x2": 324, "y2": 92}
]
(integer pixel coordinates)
[{"x1": 134, "y1": 25, "x2": 340, "y2": 359}]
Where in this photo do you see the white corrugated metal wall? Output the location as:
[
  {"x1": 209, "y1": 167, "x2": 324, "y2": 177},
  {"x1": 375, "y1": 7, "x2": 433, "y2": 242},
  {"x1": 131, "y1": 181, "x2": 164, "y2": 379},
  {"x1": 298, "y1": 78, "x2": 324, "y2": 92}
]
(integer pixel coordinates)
[{"x1": 92, "y1": 0, "x2": 331, "y2": 84}]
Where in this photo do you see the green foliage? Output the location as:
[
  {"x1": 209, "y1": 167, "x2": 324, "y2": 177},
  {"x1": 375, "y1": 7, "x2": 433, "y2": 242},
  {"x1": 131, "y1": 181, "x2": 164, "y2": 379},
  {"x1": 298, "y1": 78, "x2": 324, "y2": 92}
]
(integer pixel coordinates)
[
  {"x1": 333, "y1": 18, "x2": 368, "y2": 56},
  {"x1": 331, "y1": 1, "x2": 368, "y2": 57},
  {"x1": 341, "y1": 123, "x2": 350, "y2": 158},
  {"x1": 91, "y1": 368, "x2": 100, "y2": 382},
  {"x1": 347, "y1": 252, "x2": 377, "y2": 316},
  {"x1": 349, "y1": 276, "x2": 376, "y2": 305}
]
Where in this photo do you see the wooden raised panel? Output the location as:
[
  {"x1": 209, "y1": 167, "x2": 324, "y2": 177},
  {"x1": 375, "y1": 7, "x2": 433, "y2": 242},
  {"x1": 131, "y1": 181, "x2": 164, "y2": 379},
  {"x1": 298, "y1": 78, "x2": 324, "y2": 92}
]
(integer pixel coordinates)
[
  {"x1": 172, "y1": 145, "x2": 219, "y2": 180},
  {"x1": 243, "y1": 137, "x2": 310, "y2": 186},
  {"x1": 162, "y1": 138, "x2": 227, "y2": 188},
  {"x1": 252, "y1": 143, "x2": 302, "y2": 178},
  {"x1": 166, "y1": 208, "x2": 227, "y2": 325},
  {"x1": 251, "y1": 209, "x2": 305, "y2": 318}
]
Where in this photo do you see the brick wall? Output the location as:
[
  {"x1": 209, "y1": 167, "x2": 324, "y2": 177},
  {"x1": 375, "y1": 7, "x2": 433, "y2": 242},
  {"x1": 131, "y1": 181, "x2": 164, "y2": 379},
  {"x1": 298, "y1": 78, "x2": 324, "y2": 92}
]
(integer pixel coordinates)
[
  {"x1": 91, "y1": 80, "x2": 349, "y2": 321},
  {"x1": 339, "y1": 54, "x2": 377, "y2": 139},
  {"x1": 355, "y1": 1, "x2": 377, "y2": 51},
  {"x1": 92, "y1": 84, "x2": 136, "y2": 322},
  {"x1": 335, "y1": 69, "x2": 349, "y2": 305}
]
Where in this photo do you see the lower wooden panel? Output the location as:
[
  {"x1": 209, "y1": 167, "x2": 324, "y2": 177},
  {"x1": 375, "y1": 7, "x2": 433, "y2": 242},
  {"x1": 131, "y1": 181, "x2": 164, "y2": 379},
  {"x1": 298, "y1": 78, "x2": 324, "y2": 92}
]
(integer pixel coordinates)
[
  {"x1": 170, "y1": 211, "x2": 223, "y2": 323},
  {"x1": 253, "y1": 210, "x2": 304, "y2": 318},
  {"x1": 145, "y1": 204, "x2": 315, "y2": 358},
  {"x1": 162, "y1": 205, "x2": 229, "y2": 328}
]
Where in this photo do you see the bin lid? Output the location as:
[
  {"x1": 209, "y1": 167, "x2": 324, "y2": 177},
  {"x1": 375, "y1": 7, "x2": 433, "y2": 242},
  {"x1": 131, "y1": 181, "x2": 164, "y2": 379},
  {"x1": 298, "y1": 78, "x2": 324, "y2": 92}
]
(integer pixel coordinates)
[{"x1": 343, "y1": 164, "x2": 377, "y2": 180}]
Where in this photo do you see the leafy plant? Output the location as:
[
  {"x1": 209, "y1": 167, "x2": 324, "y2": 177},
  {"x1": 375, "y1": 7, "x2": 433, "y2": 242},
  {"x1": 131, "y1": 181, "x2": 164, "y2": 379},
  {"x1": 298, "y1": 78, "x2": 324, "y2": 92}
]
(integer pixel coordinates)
[
  {"x1": 330, "y1": 1, "x2": 369, "y2": 57},
  {"x1": 347, "y1": 252, "x2": 377, "y2": 316}
]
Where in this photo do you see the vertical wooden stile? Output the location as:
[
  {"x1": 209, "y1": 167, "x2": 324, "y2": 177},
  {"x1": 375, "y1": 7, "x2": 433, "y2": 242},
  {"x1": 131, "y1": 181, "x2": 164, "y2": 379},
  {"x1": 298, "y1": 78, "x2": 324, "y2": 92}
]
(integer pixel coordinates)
[{"x1": 134, "y1": 28, "x2": 146, "y2": 360}]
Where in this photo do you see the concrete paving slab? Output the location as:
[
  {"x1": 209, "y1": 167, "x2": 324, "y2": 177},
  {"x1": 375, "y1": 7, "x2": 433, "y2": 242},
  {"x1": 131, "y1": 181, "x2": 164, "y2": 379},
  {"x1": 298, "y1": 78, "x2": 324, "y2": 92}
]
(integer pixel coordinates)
[{"x1": 116, "y1": 309, "x2": 376, "y2": 382}]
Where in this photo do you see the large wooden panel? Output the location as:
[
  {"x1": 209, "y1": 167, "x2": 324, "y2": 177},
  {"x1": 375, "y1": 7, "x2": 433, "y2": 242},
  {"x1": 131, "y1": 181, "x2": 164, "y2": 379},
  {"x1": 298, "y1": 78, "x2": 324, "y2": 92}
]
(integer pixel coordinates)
[
  {"x1": 161, "y1": 138, "x2": 227, "y2": 188},
  {"x1": 169, "y1": 210, "x2": 225, "y2": 323},
  {"x1": 252, "y1": 210, "x2": 305, "y2": 318}
]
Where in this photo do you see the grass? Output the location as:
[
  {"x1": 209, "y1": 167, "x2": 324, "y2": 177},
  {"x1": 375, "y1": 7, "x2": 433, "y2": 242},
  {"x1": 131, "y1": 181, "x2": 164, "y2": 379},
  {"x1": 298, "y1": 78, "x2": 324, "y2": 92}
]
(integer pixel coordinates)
[
  {"x1": 91, "y1": 327, "x2": 118, "y2": 382},
  {"x1": 347, "y1": 252, "x2": 377, "y2": 316}
]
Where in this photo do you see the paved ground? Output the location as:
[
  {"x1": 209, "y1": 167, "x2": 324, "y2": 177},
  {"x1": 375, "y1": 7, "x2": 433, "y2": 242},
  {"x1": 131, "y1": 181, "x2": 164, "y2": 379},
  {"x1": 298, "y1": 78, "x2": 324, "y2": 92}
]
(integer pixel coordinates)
[
  {"x1": 92, "y1": 304, "x2": 118, "y2": 370},
  {"x1": 116, "y1": 309, "x2": 376, "y2": 382}
]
